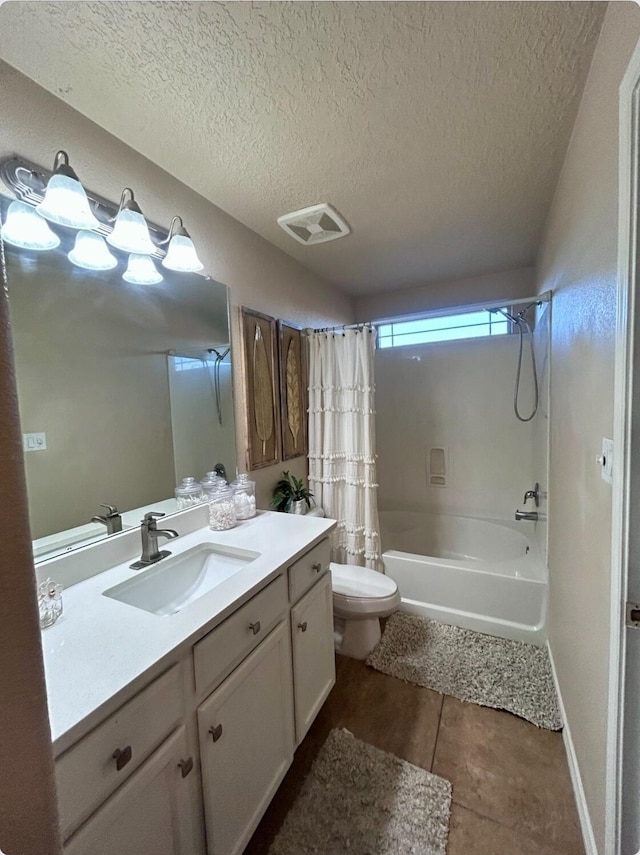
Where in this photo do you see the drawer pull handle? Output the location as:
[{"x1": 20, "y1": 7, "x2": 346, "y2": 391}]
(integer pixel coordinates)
[
  {"x1": 209, "y1": 724, "x2": 223, "y2": 743},
  {"x1": 312, "y1": 562, "x2": 322, "y2": 573},
  {"x1": 112, "y1": 745, "x2": 132, "y2": 771},
  {"x1": 298, "y1": 621, "x2": 308, "y2": 632},
  {"x1": 249, "y1": 621, "x2": 261, "y2": 635},
  {"x1": 178, "y1": 757, "x2": 194, "y2": 778}
]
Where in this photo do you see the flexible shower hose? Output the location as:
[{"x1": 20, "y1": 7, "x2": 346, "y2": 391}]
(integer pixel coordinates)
[{"x1": 513, "y1": 319, "x2": 539, "y2": 422}]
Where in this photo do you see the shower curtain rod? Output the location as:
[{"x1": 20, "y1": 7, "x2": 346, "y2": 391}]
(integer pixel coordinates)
[
  {"x1": 307, "y1": 291, "x2": 552, "y2": 334},
  {"x1": 362, "y1": 290, "x2": 552, "y2": 327},
  {"x1": 307, "y1": 322, "x2": 375, "y2": 334}
]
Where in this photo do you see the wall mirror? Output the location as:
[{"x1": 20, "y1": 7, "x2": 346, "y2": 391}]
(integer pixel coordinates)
[{"x1": 0, "y1": 193, "x2": 237, "y2": 562}]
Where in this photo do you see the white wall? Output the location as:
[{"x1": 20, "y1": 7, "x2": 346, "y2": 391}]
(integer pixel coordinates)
[
  {"x1": 356, "y1": 266, "x2": 534, "y2": 323},
  {"x1": 0, "y1": 61, "x2": 354, "y2": 509},
  {"x1": 534, "y1": 4, "x2": 640, "y2": 850},
  {"x1": 375, "y1": 333, "x2": 544, "y2": 523}
]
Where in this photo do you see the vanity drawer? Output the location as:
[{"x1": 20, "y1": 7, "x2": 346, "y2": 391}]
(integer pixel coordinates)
[
  {"x1": 56, "y1": 663, "x2": 183, "y2": 840},
  {"x1": 193, "y1": 573, "x2": 287, "y2": 698},
  {"x1": 288, "y1": 538, "x2": 331, "y2": 603}
]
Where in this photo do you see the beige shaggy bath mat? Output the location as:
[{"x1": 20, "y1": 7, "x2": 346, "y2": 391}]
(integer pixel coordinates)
[
  {"x1": 268, "y1": 728, "x2": 451, "y2": 855},
  {"x1": 367, "y1": 613, "x2": 562, "y2": 730}
]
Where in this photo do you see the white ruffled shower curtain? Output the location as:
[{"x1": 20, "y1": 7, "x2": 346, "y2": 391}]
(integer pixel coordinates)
[{"x1": 307, "y1": 327, "x2": 381, "y2": 570}]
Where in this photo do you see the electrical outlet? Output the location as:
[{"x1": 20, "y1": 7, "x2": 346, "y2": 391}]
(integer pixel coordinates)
[
  {"x1": 599, "y1": 437, "x2": 613, "y2": 484},
  {"x1": 22, "y1": 432, "x2": 47, "y2": 452}
]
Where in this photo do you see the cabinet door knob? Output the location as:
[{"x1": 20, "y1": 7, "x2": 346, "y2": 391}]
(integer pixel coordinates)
[
  {"x1": 249, "y1": 621, "x2": 261, "y2": 635},
  {"x1": 178, "y1": 757, "x2": 194, "y2": 778},
  {"x1": 297, "y1": 621, "x2": 308, "y2": 632},
  {"x1": 209, "y1": 724, "x2": 223, "y2": 742},
  {"x1": 312, "y1": 562, "x2": 322, "y2": 573},
  {"x1": 112, "y1": 745, "x2": 132, "y2": 771}
]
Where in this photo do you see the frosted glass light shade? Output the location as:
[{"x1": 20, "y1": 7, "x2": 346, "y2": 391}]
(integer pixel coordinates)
[
  {"x1": 162, "y1": 233, "x2": 204, "y2": 272},
  {"x1": 123, "y1": 253, "x2": 163, "y2": 285},
  {"x1": 68, "y1": 230, "x2": 118, "y2": 271},
  {"x1": 36, "y1": 173, "x2": 100, "y2": 230},
  {"x1": 107, "y1": 208, "x2": 155, "y2": 255},
  {"x1": 1, "y1": 200, "x2": 61, "y2": 250}
]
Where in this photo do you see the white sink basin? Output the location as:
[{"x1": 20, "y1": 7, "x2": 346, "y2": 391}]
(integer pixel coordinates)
[{"x1": 103, "y1": 543, "x2": 260, "y2": 616}]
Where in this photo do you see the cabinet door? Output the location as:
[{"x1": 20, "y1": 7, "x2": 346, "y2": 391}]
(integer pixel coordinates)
[
  {"x1": 64, "y1": 726, "x2": 204, "y2": 855},
  {"x1": 197, "y1": 620, "x2": 294, "y2": 855},
  {"x1": 291, "y1": 572, "x2": 336, "y2": 744}
]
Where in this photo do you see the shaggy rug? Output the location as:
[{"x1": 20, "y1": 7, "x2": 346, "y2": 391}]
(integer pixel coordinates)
[
  {"x1": 367, "y1": 613, "x2": 562, "y2": 730},
  {"x1": 268, "y1": 728, "x2": 452, "y2": 855}
]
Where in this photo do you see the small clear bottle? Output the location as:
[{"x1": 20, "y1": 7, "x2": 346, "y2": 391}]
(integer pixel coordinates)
[
  {"x1": 201, "y1": 471, "x2": 223, "y2": 499},
  {"x1": 175, "y1": 476, "x2": 205, "y2": 510},
  {"x1": 208, "y1": 485, "x2": 237, "y2": 531},
  {"x1": 231, "y1": 474, "x2": 256, "y2": 520}
]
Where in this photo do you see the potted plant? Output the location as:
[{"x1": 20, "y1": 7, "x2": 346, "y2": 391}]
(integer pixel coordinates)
[{"x1": 271, "y1": 471, "x2": 314, "y2": 514}]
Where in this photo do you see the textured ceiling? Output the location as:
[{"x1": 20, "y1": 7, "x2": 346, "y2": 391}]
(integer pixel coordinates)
[{"x1": 0, "y1": 1, "x2": 605, "y2": 296}]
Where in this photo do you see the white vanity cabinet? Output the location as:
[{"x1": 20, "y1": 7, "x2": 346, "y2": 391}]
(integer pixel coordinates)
[
  {"x1": 290, "y1": 571, "x2": 335, "y2": 743},
  {"x1": 55, "y1": 530, "x2": 336, "y2": 855},
  {"x1": 64, "y1": 726, "x2": 204, "y2": 855},
  {"x1": 197, "y1": 620, "x2": 295, "y2": 855}
]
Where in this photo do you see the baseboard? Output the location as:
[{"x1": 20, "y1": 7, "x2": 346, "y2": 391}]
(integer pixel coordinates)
[{"x1": 547, "y1": 641, "x2": 599, "y2": 855}]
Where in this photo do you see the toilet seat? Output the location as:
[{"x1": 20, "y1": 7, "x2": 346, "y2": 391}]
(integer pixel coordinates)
[{"x1": 330, "y1": 562, "x2": 401, "y2": 618}]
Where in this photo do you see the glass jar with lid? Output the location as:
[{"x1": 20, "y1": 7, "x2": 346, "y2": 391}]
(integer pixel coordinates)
[
  {"x1": 200, "y1": 471, "x2": 223, "y2": 499},
  {"x1": 231, "y1": 474, "x2": 256, "y2": 520},
  {"x1": 175, "y1": 476, "x2": 205, "y2": 510},
  {"x1": 208, "y1": 485, "x2": 237, "y2": 531}
]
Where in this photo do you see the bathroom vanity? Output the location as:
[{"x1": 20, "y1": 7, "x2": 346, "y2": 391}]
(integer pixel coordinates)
[{"x1": 38, "y1": 509, "x2": 336, "y2": 855}]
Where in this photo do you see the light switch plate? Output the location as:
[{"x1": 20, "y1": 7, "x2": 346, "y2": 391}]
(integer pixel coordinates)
[
  {"x1": 601, "y1": 437, "x2": 614, "y2": 484},
  {"x1": 23, "y1": 432, "x2": 47, "y2": 452}
]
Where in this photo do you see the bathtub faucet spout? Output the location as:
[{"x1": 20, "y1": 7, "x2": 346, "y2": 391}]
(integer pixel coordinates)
[{"x1": 515, "y1": 509, "x2": 538, "y2": 522}]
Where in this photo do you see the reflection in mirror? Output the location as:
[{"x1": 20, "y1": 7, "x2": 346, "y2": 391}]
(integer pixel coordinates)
[{"x1": 0, "y1": 193, "x2": 237, "y2": 562}]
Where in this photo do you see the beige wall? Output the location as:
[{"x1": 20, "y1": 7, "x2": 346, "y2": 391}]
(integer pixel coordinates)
[
  {"x1": 534, "y1": 4, "x2": 640, "y2": 850},
  {"x1": 0, "y1": 61, "x2": 354, "y2": 511},
  {"x1": 355, "y1": 266, "x2": 534, "y2": 322},
  {"x1": 375, "y1": 334, "x2": 541, "y2": 523}
]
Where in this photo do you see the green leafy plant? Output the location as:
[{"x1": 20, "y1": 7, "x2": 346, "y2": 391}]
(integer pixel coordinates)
[{"x1": 271, "y1": 470, "x2": 314, "y2": 513}]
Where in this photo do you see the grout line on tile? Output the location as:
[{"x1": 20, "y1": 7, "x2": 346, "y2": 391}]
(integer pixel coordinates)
[
  {"x1": 449, "y1": 799, "x2": 574, "y2": 855},
  {"x1": 430, "y1": 692, "x2": 445, "y2": 772}
]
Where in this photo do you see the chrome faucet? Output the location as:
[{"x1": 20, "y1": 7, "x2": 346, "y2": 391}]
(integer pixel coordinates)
[
  {"x1": 522, "y1": 482, "x2": 540, "y2": 508},
  {"x1": 91, "y1": 503, "x2": 123, "y2": 535},
  {"x1": 130, "y1": 512, "x2": 179, "y2": 570}
]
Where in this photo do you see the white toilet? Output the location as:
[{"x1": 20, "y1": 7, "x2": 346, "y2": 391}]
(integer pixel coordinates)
[{"x1": 330, "y1": 562, "x2": 401, "y2": 660}]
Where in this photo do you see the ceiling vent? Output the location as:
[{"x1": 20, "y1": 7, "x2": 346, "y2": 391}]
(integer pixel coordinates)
[{"x1": 277, "y1": 203, "x2": 350, "y2": 246}]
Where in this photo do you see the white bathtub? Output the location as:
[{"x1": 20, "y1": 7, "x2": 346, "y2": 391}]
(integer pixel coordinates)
[{"x1": 379, "y1": 511, "x2": 547, "y2": 645}]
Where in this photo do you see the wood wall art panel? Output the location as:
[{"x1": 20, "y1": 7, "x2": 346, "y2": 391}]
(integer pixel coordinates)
[
  {"x1": 278, "y1": 322, "x2": 308, "y2": 461},
  {"x1": 241, "y1": 308, "x2": 280, "y2": 470}
]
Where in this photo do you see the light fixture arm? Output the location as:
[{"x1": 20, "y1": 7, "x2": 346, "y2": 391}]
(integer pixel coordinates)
[
  {"x1": 52, "y1": 150, "x2": 80, "y2": 182},
  {"x1": 114, "y1": 187, "x2": 143, "y2": 218},
  {"x1": 161, "y1": 215, "x2": 192, "y2": 245}
]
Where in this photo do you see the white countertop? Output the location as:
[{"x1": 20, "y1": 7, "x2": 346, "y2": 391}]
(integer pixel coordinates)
[{"x1": 39, "y1": 511, "x2": 335, "y2": 755}]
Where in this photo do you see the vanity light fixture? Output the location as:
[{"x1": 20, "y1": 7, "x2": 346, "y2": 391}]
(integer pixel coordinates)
[
  {"x1": 36, "y1": 150, "x2": 101, "y2": 231},
  {"x1": 68, "y1": 230, "x2": 118, "y2": 271},
  {"x1": 161, "y1": 216, "x2": 204, "y2": 273},
  {"x1": 123, "y1": 253, "x2": 163, "y2": 285},
  {"x1": 1, "y1": 200, "x2": 61, "y2": 251},
  {"x1": 107, "y1": 188, "x2": 156, "y2": 255}
]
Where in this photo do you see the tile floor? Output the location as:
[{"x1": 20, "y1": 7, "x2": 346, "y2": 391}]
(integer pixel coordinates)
[{"x1": 244, "y1": 655, "x2": 584, "y2": 855}]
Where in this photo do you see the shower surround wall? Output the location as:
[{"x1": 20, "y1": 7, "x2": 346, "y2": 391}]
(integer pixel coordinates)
[{"x1": 376, "y1": 331, "x2": 547, "y2": 524}]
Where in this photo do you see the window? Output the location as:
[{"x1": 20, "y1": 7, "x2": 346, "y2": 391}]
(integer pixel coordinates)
[
  {"x1": 377, "y1": 308, "x2": 510, "y2": 349},
  {"x1": 171, "y1": 356, "x2": 205, "y2": 372}
]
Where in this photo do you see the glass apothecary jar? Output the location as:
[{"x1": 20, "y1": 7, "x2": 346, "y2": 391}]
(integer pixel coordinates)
[
  {"x1": 175, "y1": 476, "x2": 205, "y2": 510},
  {"x1": 231, "y1": 474, "x2": 256, "y2": 520},
  {"x1": 201, "y1": 471, "x2": 224, "y2": 499},
  {"x1": 208, "y1": 486, "x2": 237, "y2": 531}
]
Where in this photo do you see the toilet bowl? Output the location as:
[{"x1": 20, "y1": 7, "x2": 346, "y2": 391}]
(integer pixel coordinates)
[{"x1": 330, "y1": 562, "x2": 401, "y2": 660}]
